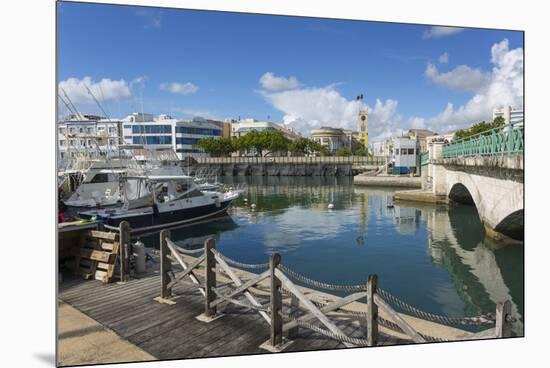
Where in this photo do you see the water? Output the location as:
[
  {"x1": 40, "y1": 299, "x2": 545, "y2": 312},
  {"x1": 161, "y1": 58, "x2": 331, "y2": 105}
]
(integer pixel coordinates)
[{"x1": 138, "y1": 176, "x2": 524, "y2": 334}]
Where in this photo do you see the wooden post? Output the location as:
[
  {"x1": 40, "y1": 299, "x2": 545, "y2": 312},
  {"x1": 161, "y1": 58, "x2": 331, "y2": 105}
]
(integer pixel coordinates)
[
  {"x1": 119, "y1": 221, "x2": 130, "y2": 282},
  {"x1": 160, "y1": 229, "x2": 171, "y2": 299},
  {"x1": 495, "y1": 300, "x2": 512, "y2": 338},
  {"x1": 270, "y1": 253, "x2": 283, "y2": 347},
  {"x1": 204, "y1": 238, "x2": 217, "y2": 317},
  {"x1": 367, "y1": 274, "x2": 378, "y2": 346},
  {"x1": 287, "y1": 293, "x2": 299, "y2": 339}
]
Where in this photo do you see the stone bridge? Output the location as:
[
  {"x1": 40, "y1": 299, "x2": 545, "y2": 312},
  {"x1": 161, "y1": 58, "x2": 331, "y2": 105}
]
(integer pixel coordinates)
[{"x1": 420, "y1": 125, "x2": 524, "y2": 241}]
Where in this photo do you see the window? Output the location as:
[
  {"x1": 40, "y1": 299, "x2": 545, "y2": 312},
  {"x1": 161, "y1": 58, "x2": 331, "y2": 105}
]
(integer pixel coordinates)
[
  {"x1": 408, "y1": 148, "x2": 415, "y2": 155},
  {"x1": 132, "y1": 125, "x2": 171, "y2": 134},
  {"x1": 108, "y1": 127, "x2": 116, "y2": 134},
  {"x1": 80, "y1": 139, "x2": 85, "y2": 146},
  {"x1": 59, "y1": 140, "x2": 65, "y2": 147},
  {"x1": 175, "y1": 126, "x2": 221, "y2": 136},
  {"x1": 176, "y1": 137, "x2": 200, "y2": 145},
  {"x1": 87, "y1": 127, "x2": 93, "y2": 134},
  {"x1": 87, "y1": 139, "x2": 92, "y2": 146},
  {"x1": 69, "y1": 127, "x2": 75, "y2": 134},
  {"x1": 69, "y1": 140, "x2": 75, "y2": 146},
  {"x1": 59, "y1": 127, "x2": 65, "y2": 134},
  {"x1": 89, "y1": 173, "x2": 110, "y2": 183},
  {"x1": 132, "y1": 136, "x2": 172, "y2": 145},
  {"x1": 79, "y1": 128, "x2": 83, "y2": 133},
  {"x1": 395, "y1": 149, "x2": 399, "y2": 155}
]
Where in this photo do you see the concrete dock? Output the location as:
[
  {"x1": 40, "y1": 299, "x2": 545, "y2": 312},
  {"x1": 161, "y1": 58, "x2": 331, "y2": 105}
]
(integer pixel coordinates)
[{"x1": 353, "y1": 175, "x2": 422, "y2": 188}]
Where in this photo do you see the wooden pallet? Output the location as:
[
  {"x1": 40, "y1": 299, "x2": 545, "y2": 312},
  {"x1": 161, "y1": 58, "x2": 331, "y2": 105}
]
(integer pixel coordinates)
[{"x1": 72, "y1": 230, "x2": 120, "y2": 283}]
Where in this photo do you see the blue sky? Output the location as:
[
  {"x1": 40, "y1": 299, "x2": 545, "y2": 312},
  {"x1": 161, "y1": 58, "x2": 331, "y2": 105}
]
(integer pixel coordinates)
[{"x1": 57, "y1": 1, "x2": 524, "y2": 140}]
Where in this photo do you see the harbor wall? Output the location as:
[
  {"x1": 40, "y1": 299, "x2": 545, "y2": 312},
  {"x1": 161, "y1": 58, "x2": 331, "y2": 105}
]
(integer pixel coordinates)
[{"x1": 186, "y1": 163, "x2": 354, "y2": 176}]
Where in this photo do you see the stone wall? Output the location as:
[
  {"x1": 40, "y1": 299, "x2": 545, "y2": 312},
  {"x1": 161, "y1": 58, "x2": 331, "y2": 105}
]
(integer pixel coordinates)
[{"x1": 187, "y1": 163, "x2": 354, "y2": 176}]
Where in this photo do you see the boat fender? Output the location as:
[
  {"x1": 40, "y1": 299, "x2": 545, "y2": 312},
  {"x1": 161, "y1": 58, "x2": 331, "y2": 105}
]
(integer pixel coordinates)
[{"x1": 215, "y1": 198, "x2": 221, "y2": 208}]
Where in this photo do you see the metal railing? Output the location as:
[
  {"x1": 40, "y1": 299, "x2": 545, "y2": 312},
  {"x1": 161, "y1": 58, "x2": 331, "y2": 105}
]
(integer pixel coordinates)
[
  {"x1": 420, "y1": 152, "x2": 429, "y2": 166},
  {"x1": 442, "y1": 121, "x2": 524, "y2": 159},
  {"x1": 194, "y1": 156, "x2": 387, "y2": 165}
]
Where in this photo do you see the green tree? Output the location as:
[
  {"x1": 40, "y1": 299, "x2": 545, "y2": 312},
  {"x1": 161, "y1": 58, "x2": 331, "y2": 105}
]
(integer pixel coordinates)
[
  {"x1": 197, "y1": 137, "x2": 234, "y2": 157},
  {"x1": 289, "y1": 137, "x2": 311, "y2": 155},
  {"x1": 335, "y1": 147, "x2": 352, "y2": 157},
  {"x1": 354, "y1": 145, "x2": 366, "y2": 156},
  {"x1": 454, "y1": 116, "x2": 507, "y2": 141},
  {"x1": 263, "y1": 130, "x2": 290, "y2": 156}
]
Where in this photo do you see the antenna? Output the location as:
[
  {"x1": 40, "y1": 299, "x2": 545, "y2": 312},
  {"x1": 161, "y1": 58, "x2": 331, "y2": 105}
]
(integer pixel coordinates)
[{"x1": 60, "y1": 87, "x2": 84, "y2": 120}]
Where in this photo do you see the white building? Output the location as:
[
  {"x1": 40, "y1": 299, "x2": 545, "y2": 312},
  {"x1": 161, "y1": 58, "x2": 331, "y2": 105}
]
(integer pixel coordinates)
[
  {"x1": 121, "y1": 113, "x2": 222, "y2": 159},
  {"x1": 230, "y1": 119, "x2": 301, "y2": 140},
  {"x1": 391, "y1": 137, "x2": 418, "y2": 174},
  {"x1": 311, "y1": 127, "x2": 352, "y2": 153},
  {"x1": 493, "y1": 106, "x2": 524, "y2": 126},
  {"x1": 58, "y1": 115, "x2": 121, "y2": 159}
]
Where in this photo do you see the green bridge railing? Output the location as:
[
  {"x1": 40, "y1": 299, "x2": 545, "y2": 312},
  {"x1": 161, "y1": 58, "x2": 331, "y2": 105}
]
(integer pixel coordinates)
[
  {"x1": 420, "y1": 152, "x2": 429, "y2": 166},
  {"x1": 442, "y1": 121, "x2": 524, "y2": 159}
]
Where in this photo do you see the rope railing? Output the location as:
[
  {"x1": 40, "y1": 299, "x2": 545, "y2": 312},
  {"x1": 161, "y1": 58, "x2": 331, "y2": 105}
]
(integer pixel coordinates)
[
  {"x1": 155, "y1": 234, "x2": 514, "y2": 352},
  {"x1": 377, "y1": 288, "x2": 496, "y2": 326},
  {"x1": 278, "y1": 264, "x2": 368, "y2": 292}
]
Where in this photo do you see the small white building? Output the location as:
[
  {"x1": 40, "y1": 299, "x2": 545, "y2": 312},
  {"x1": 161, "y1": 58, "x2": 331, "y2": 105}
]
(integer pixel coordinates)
[
  {"x1": 230, "y1": 119, "x2": 302, "y2": 140},
  {"x1": 391, "y1": 137, "x2": 418, "y2": 174}
]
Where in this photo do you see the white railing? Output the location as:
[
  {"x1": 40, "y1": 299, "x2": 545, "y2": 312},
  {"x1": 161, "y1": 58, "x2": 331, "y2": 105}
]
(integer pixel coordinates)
[{"x1": 194, "y1": 156, "x2": 386, "y2": 165}]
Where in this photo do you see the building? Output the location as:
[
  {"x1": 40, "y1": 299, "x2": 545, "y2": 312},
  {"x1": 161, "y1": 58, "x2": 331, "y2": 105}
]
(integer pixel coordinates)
[
  {"x1": 121, "y1": 113, "x2": 222, "y2": 159},
  {"x1": 58, "y1": 115, "x2": 121, "y2": 159},
  {"x1": 208, "y1": 119, "x2": 232, "y2": 139},
  {"x1": 372, "y1": 139, "x2": 393, "y2": 157},
  {"x1": 391, "y1": 137, "x2": 418, "y2": 174},
  {"x1": 493, "y1": 106, "x2": 524, "y2": 126},
  {"x1": 405, "y1": 129, "x2": 436, "y2": 153},
  {"x1": 230, "y1": 119, "x2": 301, "y2": 140},
  {"x1": 311, "y1": 127, "x2": 352, "y2": 154}
]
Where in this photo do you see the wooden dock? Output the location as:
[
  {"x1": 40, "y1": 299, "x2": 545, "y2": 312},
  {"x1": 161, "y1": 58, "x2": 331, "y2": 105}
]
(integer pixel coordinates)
[{"x1": 58, "y1": 224, "x2": 511, "y2": 365}]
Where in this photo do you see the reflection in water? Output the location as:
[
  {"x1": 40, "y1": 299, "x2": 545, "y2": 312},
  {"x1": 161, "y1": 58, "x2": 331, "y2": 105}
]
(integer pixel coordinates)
[{"x1": 139, "y1": 176, "x2": 523, "y2": 335}]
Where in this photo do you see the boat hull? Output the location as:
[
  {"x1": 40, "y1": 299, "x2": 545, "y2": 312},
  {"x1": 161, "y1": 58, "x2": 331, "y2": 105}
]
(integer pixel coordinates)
[{"x1": 79, "y1": 198, "x2": 234, "y2": 233}]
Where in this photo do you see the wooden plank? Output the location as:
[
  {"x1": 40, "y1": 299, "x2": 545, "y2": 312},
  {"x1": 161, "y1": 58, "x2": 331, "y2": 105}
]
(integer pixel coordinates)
[
  {"x1": 89, "y1": 230, "x2": 118, "y2": 241},
  {"x1": 204, "y1": 238, "x2": 217, "y2": 316},
  {"x1": 72, "y1": 248, "x2": 113, "y2": 263},
  {"x1": 282, "y1": 291, "x2": 368, "y2": 332},
  {"x1": 167, "y1": 254, "x2": 205, "y2": 289},
  {"x1": 213, "y1": 250, "x2": 271, "y2": 324},
  {"x1": 275, "y1": 268, "x2": 353, "y2": 348},
  {"x1": 210, "y1": 270, "x2": 270, "y2": 308},
  {"x1": 270, "y1": 253, "x2": 283, "y2": 346},
  {"x1": 367, "y1": 274, "x2": 378, "y2": 346},
  {"x1": 165, "y1": 239, "x2": 205, "y2": 296},
  {"x1": 100, "y1": 241, "x2": 116, "y2": 251},
  {"x1": 496, "y1": 300, "x2": 512, "y2": 338},
  {"x1": 373, "y1": 294, "x2": 426, "y2": 343}
]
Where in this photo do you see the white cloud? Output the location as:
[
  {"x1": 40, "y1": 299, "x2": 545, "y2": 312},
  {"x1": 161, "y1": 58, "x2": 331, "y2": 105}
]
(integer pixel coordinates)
[
  {"x1": 261, "y1": 85, "x2": 405, "y2": 141},
  {"x1": 259, "y1": 72, "x2": 300, "y2": 91},
  {"x1": 423, "y1": 26, "x2": 464, "y2": 39},
  {"x1": 438, "y1": 52, "x2": 449, "y2": 64},
  {"x1": 259, "y1": 39, "x2": 522, "y2": 141},
  {"x1": 425, "y1": 39, "x2": 523, "y2": 130},
  {"x1": 425, "y1": 63, "x2": 489, "y2": 92},
  {"x1": 160, "y1": 82, "x2": 199, "y2": 96},
  {"x1": 58, "y1": 76, "x2": 132, "y2": 105},
  {"x1": 135, "y1": 9, "x2": 162, "y2": 29}
]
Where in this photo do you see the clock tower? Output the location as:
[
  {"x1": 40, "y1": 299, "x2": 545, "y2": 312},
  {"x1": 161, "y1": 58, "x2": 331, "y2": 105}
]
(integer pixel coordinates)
[{"x1": 358, "y1": 107, "x2": 368, "y2": 147}]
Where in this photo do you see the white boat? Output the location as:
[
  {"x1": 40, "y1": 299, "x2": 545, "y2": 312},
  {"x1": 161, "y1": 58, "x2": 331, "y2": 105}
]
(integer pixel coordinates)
[{"x1": 78, "y1": 175, "x2": 242, "y2": 232}]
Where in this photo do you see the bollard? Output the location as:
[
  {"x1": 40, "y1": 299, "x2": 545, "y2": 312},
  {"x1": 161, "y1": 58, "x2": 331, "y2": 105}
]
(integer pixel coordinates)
[
  {"x1": 367, "y1": 274, "x2": 378, "y2": 346},
  {"x1": 204, "y1": 238, "x2": 217, "y2": 317},
  {"x1": 496, "y1": 300, "x2": 512, "y2": 338},
  {"x1": 160, "y1": 229, "x2": 171, "y2": 299},
  {"x1": 133, "y1": 240, "x2": 146, "y2": 274},
  {"x1": 269, "y1": 253, "x2": 283, "y2": 347}
]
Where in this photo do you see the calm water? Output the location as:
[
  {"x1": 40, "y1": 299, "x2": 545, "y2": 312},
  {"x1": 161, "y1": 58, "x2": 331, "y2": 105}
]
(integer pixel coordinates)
[{"x1": 139, "y1": 176, "x2": 524, "y2": 334}]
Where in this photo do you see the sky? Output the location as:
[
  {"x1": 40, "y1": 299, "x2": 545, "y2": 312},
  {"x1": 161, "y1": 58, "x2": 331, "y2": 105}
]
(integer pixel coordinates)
[{"x1": 57, "y1": 1, "x2": 524, "y2": 141}]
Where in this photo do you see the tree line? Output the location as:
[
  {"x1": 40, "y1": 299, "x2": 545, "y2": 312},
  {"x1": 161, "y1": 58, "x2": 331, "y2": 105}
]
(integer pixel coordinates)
[
  {"x1": 197, "y1": 130, "x2": 367, "y2": 157},
  {"x1": 454, "y1": 116, "x2": 506, "y2": 140}
]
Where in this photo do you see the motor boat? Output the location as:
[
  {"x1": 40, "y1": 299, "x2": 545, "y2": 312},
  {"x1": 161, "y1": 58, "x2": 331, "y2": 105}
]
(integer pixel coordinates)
[{"x1": 78, "y1": 175, "x2": 241, "y2": 232}]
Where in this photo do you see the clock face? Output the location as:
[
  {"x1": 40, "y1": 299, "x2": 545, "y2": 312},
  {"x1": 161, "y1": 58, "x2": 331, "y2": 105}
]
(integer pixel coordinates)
[{"x1": 361, "y1": 115, "x2": 366, "y2": 121}]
